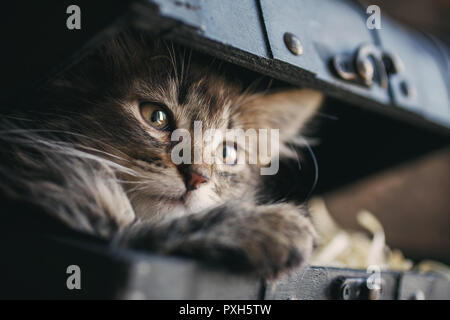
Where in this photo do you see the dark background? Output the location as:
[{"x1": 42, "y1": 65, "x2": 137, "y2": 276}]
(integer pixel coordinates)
[
  {"x1": 319, "y1": 0, "x2": 450, "y2": 264},
  {"x1": 359, "y1": 0, "x2": 450, "y2": 44}
]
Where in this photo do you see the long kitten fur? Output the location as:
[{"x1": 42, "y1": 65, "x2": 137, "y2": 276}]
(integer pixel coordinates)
[{"x1": 0, "y1": 31, "x2": 322, "y2": 279}]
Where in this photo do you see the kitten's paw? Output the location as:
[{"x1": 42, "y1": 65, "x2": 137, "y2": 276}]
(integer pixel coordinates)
[
  {"x1": 152, "y1": 203, "x2": 317, "y2": 280},
  {"x1": 122, "y1": 203, "x2": 317, "y2": 279},
  {"x1": 223, "y1": 203, "x2": 317, "y2": 279}
]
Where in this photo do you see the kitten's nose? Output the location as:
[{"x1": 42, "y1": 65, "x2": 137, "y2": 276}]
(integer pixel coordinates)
[{"x1": 185, "y1": 166, "x2": 210, "y2": 191}]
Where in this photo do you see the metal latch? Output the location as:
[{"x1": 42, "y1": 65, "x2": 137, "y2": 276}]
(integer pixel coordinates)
[
  {"x1": 331, "y1": 43, "x2": 414, "y2": 100},
  {"x1": 332, "y1": 276, "x2": 382, "y2": 300}
]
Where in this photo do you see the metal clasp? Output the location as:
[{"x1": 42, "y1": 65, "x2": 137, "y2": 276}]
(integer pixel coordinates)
[
  {"x1": 333, "y1": 276, "x2": 382, "y2": 300},
  {"x1": 332, "y1": 43, "x2": 389, "y2": 89}
]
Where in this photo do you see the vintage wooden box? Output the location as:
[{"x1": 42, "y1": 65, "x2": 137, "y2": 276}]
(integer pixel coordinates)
[{"x1": 1, "y1": 0, "x2": 449, "y2": 299}]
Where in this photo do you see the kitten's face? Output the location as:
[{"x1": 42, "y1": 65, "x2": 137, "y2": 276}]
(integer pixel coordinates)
[
  {"x1": 112, "y1": 80, "x2": 258, "y2": 222},
  {"x1": 45, "y1": 32, "x2": 321, "y2": 223}
]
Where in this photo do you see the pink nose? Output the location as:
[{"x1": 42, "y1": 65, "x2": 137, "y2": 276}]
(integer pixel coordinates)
[
  {"x1": 183, "y1": 166, "x2": 210, "y2": 191},
  {"x1": 187, "y1": 171, "x2": 208, "y2": 190}
]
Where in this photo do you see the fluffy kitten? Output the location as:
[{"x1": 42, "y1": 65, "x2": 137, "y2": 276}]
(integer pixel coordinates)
[{"x1": 0, "y1": 31, "x2": 322, "y2": 279}]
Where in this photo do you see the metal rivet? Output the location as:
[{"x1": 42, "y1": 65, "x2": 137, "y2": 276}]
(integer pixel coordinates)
[{"x1": 284, "y1": 32, "x2": 303, "y2": 56}]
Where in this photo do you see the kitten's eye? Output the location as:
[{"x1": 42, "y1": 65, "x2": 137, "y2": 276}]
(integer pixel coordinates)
[
  {"x1": 221, "y1": 144, "x2": 237, "y2": 165},
  {"x1": 140, "y1": 103, "x2": 170, "y2": 130}
]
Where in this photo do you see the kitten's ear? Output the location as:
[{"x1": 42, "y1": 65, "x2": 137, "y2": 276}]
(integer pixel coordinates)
[{"x1": 235, "y1": 88, "x2": 323, "y2": 142}]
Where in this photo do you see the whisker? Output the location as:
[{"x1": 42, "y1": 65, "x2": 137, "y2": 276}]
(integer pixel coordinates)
[
  {"x1": 316, "y1": 111, "x2": 339, "y2": 121},
  {"x1": 301, "y1": 138, "x2": 319, "y2": 199},
  {"x1": 0, "y1": 127, "x2": 134, "y2": 163}
]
